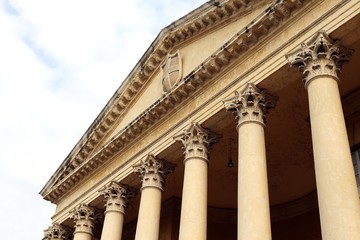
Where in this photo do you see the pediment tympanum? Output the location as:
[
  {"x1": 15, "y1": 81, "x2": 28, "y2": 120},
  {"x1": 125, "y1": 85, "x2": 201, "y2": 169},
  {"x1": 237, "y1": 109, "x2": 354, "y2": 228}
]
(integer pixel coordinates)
[{"x1": 40, "y1": 0, "x2": 307, "y2": 203}]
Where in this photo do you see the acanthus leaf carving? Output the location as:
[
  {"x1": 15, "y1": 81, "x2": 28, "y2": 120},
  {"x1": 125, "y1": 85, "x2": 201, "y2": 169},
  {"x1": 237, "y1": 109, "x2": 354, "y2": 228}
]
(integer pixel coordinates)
[
  {"x1": 69, "y1": 204, "x2": 101, "y2": 235},
  {"x1": 44, "y1": 223, "x2": 72, "y2": 240},
  {"x1": 223, "y1": 83, "x2": 276, "y2": 128},
  {"x1": 133, "y1": 155, "x2": 176, "y2": 190},
  {"x1": 174, "y1": 122, "x2": 219, "y2": 162},
  {"x1": 286, "y1": 31, "x2": 353, "y2": 87},
  {"x1": 99, "y1": 181, "x2": 138, "y2": 214}
]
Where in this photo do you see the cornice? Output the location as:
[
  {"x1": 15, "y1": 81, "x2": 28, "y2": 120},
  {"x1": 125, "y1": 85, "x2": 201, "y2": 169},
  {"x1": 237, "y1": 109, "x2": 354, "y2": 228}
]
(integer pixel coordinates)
[
  {"x1": 40, "y1": 0, "x2": 260, "y2": 197},
  {"x1": 41, "y1": 0, "x2": 306, "y2": 202}
]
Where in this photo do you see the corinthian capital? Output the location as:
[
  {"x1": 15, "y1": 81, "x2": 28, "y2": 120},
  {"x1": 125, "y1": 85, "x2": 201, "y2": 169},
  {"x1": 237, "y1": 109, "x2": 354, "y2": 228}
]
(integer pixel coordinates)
[
  {"x1": 223, "y1": 83, "x2": 276, "y2": 128},
  {"x1": 70, "y1": 204, "x2": 101, "y2": 235},
  {"x1": 133, "y1": 155, "x2": 176, "y2": 190},
  {"x1": 44, "y1": 223, "x2": 72, "y2": 240},
  {"x1": 99, "y1": 181, "x2": 137, "y2": 214},
  {"x1": 174, "y1": 122, "x2": 218, "y2": 162},
  {"x1": 286, "y1": 31, "x2": 353, "y2": 87}
]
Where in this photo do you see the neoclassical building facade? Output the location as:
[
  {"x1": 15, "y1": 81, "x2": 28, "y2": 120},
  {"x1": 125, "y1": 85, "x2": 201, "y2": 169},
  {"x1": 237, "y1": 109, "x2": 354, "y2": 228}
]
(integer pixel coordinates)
[{"x1": 41, "y1": 0, "x2": 360, "y2": 239}]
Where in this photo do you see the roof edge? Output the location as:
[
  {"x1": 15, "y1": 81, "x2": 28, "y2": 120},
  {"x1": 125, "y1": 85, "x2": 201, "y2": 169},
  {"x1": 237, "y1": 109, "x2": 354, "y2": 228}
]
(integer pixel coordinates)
[
  {"x1": 40, "y1": 0, "x2": 264, "y2": 196},
  {"x1": 40, "y1": 0, "x2": 307, "y2": 202}
]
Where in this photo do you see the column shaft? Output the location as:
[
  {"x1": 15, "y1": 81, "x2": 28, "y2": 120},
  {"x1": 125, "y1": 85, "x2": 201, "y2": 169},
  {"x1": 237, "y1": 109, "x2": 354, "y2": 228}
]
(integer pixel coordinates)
[
  {"x1": 70, "y1": 204, "x2": 99, "y2": 240},
  {"x1": 73, "y1": 232, "x2": 92, "y2": 240},
  {"x1": 224, "y1": 83, "x2": 275, "y2": 240},
  {"x1": 179, "y1": 158, "x2": 208, "y2": 240},
  {"x1": 100, "y1": 181, "x2": 137, "y2": 240},
  {"x1": 238, "y1": 122, "x2": 271, "y2": 240},
  {"x1": 175, "y1": 123, "x2": 218, "y2": 240},
  {"x1": 287, "y1": 31, "x2": 360, "y2": 239},
  {"x1": 135, "y1": 187, "x2": 162, "y2": 240},
  {"x1": 133, "y1": 155, "x2": 175, "y2": 240},
  {"x1": 101, "y1": 211, "x2": 125, "y2": 240},
  {"x1": 307, "y1": 76, "x2": 360, "y2": 239}
]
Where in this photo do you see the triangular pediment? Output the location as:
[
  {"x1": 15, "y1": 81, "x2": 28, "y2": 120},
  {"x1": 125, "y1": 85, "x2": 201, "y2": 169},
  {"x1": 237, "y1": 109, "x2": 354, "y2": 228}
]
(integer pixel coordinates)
[{"x1": 40, "y1": 0, "x2": 306, "y2": 202}]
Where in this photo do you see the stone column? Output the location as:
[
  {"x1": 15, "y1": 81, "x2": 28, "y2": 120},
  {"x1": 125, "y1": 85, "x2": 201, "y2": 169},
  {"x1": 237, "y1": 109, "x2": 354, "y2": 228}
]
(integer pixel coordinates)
[
  {"x1": 44, "y1": 223, "x2": 72, "y2": 240},
  {"x1": 224, "y1": 83, "x2": 275, "y2": 240},
  {"x1": 99, "y1": 181, "x2": 137, "y2": 240},
  {"x1": 287, "y1": 31, "x2": 360, "y2": 240},
  {"x1": 133, "y1": 155, "x2": 175, "y2": 240},
  {"x1": 174, "y1": 123, "x2": 218, "y2": 240},
  {"x1": 70, "y1": 204, "x2": 99, "y2": 240}
]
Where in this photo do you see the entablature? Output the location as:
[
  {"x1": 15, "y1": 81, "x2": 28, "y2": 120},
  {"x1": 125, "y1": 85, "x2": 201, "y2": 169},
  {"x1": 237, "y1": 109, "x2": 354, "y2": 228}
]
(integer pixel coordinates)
[
  {"x1": 41, "y1": 0, "x2": 273, "y2": 198},
  {"x1": 41, "y1": 0, "x2": 360, "y2": 207},
  {"x1": 41, "y1": 0, "x2": 314, "y2": 204}
]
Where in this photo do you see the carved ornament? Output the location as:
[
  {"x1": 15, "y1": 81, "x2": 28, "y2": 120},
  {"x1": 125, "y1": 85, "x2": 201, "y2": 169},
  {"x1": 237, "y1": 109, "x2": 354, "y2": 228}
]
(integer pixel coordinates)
[
  {"x1": 286, "y1": 31, "x2": 352, "y2": 88},
  {"x1": 174, "y1": 122, "x2": 218, "y2": 163},
  {"x1": 69, "y1": 204, "x2": 101, "y2": 235},
  {"x1": 41, "y1": 0, "x2": 305, "y2": 203},
  {"x1": 162, "y1": 51, "x2": 182, "y2": 93},
  {"x1": 99, "y1": 181, "x2": 137, "y2": 214},
  {"x1": 44, "y1": 223, "x2": 72, "y2": 240},
  {"x1": 223, "y1": 83, "x2": 275, "y2": 128},
  {"x1": 133, "y1": 155, "x2": 175, "y2": 191}
]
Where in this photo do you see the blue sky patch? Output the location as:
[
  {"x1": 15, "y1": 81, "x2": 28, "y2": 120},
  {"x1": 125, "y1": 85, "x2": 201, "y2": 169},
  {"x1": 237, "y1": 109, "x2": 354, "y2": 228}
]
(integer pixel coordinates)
[
  {"x1": 3, "y1": 0, "x2": 19, "y2": 15},
  {"x1": 22, "y1": 37, "x2": 58, "y2": 68}
]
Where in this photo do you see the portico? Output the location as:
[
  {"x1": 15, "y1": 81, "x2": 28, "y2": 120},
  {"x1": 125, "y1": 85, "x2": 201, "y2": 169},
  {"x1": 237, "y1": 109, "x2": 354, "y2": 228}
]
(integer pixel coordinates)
[{"x1": 42, "y1": 0, "x2": 360, "y2": 239}]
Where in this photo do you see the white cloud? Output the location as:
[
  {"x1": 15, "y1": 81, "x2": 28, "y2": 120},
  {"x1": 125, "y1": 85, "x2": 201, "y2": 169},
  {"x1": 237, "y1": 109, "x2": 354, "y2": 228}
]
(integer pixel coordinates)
[{"x1": 0, "y1": 0, "x2": 206, "y2": 239}]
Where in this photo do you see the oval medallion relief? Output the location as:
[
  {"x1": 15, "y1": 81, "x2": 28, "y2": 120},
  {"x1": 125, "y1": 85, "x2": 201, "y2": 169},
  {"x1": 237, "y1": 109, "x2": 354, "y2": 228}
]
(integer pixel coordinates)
[{"x1": 161, "y1": 51, "x2": 182, "y2": 93}]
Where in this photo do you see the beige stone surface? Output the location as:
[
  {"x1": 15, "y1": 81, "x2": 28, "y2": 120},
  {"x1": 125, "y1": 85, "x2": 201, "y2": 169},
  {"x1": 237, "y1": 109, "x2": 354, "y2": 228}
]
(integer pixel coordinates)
[
  {"x1": 178, "y1": 158, "x2": 208, "y2": 240},
  {"x1": 73, "y1": 232, "x2": 92, "y2": 240},
  {"x1": 100, "y1": 211, "x2": 124, "y2": 240},
  {"x1": 101, "y1": 2, "x2": 269, "y2": 146},
  {"x1": 51, "y1": 1, "x2": 360, "y2": 219},
  {"x1": 287, "y1": 30, "x2": 360, "y2": 239},
  {"x1": 99, "y1": 182, "x2": 136, "y2": 240},
  {"x1": 307, "y1": 76, "x2": 360, "y2": 240},
  {"x1": 175, "y1": 123, "x2": 217, "y2": 240},
  {"x1": 134, "y1": 187, "x2": 162, "y2": 240},
  {"x1": 238, "y1": 122, "x2": 271, "y2": 240},
  {"x1": 106, "y1": 70, "x2": 163, "y2": 142},
  {"x1": 40, "y1": 1, "x2": 360, "y2": 239}
]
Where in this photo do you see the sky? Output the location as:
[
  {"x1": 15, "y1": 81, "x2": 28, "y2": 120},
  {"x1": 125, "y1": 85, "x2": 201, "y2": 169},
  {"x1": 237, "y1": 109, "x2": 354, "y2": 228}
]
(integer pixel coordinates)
[{"x1": 0, "y1": 0, "x2": 206, "y2": 239}]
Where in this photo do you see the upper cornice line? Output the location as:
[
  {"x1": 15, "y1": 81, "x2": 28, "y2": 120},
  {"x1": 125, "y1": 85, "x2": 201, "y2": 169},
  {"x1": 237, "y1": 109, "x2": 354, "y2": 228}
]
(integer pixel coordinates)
[
  {"x1": 41, "y1": 0, "x2": 305, "y2": 202},
  {"x1": 40, "y1": 0, "x2": 264, "y2": 196}
]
